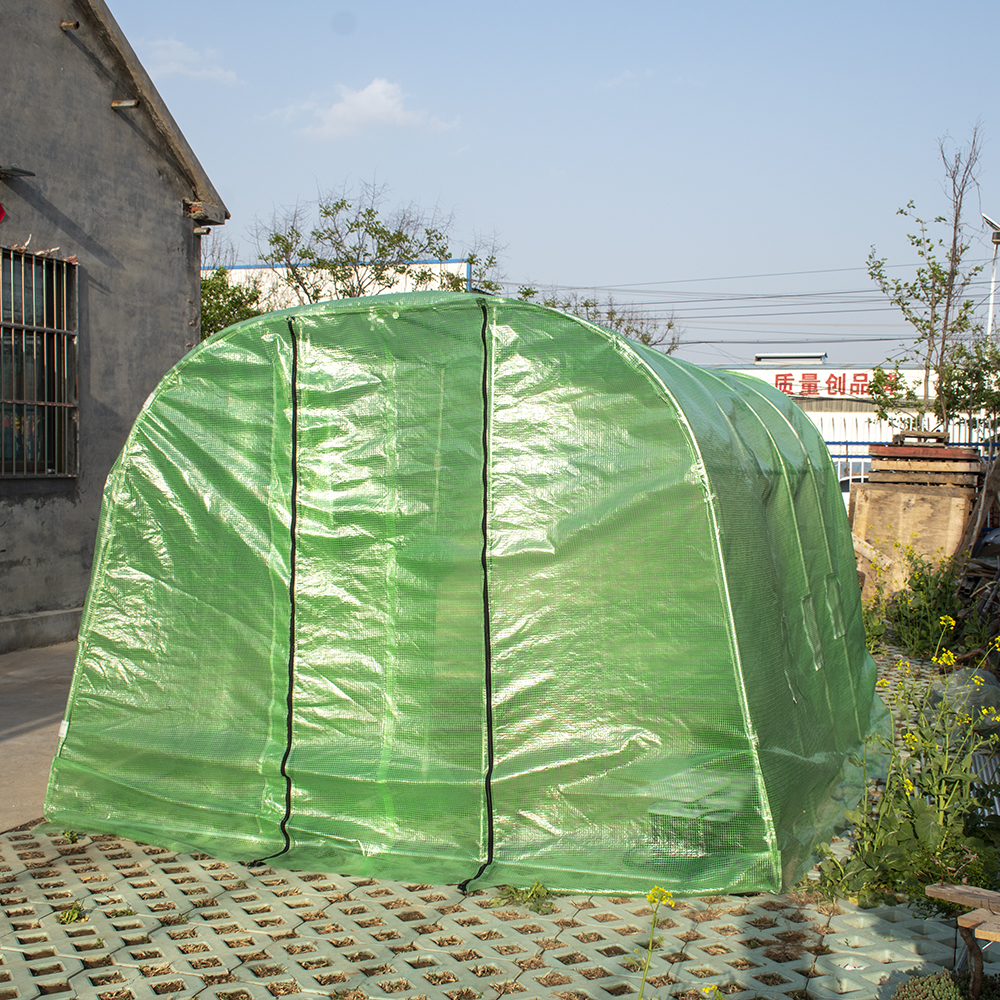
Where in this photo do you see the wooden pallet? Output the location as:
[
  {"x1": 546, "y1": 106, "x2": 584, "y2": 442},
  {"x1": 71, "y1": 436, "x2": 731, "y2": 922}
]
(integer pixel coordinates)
[
  {"x1": 870, "y1": 443, "x2": 981, "y2": 461},
  {"x1": 892, "y1": 429, "x2": 950, "y2": 446},
  {"x1": 868, "y1": 443, "x2": 983, "y2": 490}
]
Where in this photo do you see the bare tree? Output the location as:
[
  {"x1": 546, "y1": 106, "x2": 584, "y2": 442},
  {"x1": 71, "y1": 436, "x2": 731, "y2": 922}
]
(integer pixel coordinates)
[
  {"x1": 200, "y1": 232, "x2": 242, "y2": 270},
  {"x1": 517, "y1": 287, "x2": 682, "y2": 354}
]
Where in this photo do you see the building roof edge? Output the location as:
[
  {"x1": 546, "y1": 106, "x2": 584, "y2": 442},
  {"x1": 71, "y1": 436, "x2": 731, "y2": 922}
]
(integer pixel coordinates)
[{"x1": 74, "y1": 0, "x2": 230, "y2": 225}]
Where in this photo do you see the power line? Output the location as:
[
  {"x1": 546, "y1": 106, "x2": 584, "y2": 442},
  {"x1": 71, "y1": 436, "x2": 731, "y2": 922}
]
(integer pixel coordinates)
[
  {"x1": 501, "y1": 256, "x2": 997, "y2": 291},
  {"x1": 680, "y1": 335, "x2": 918, "y2": 346}
]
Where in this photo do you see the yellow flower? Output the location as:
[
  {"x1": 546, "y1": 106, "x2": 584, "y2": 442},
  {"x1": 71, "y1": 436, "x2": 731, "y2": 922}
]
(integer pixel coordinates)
[
  {"x1": 904, "y1": 778, "x2": 915, "y2": 795},
  {"x1": 646, "y1": 886, "x2": 674, "y2": 908},
  {"x1": 876, "y1": 678, "x2": 889, "y2": 689},
  {"x1": 940, "y1": 615, "x2": 956, "y2": 630},
  {"x1": 932, "y1": 649, "x2": 956, "y2": 667}
]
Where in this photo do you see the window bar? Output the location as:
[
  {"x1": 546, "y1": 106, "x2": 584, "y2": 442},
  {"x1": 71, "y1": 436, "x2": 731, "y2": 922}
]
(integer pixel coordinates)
[
  {"x1": 1, "y1": 253, "x2": 6, "y2": 473},
  {"x1": 56, "y1": 264, "x2": 62, "y2": 474},
  {"x1": 27, "y1": 258, "x2": 34, "y2": 474},
  {"x1": 39, "y1": 260, "x2": 45, "y2": 475},
  {"x1": 47, "y1": 261, "x2": 53, "y2": 473},
  {"x1": 43, "y1": 325, "x2": 50, "y2": 475},
  {"x1": 1, "y1": 249, "x2": 77, "y2": 476},
  {"x1": 45, "y1": 264, "x2": 51, "y2": 475},
  {"x1": 56, "y1": 262, "x2": 62, "y2": 475},
  {"x1": 74, "y1": 265, "x2": 79, "y2": 472},
  {"x1": 23, "y1": 254, "x2": 29, "y2": 476},
  {"x1": 18, "y1": 254, "x2": 24, "y2": 475},
  {"x1": 62, "y1": 305, "x2": 68, "y2": 474},
  {"x1": 31, "y1": 265, "x2": 37, "y2": 476}
]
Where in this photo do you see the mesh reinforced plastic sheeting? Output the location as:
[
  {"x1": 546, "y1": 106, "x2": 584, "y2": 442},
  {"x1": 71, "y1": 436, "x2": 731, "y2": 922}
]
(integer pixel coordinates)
[{"x1": 45, "y1": 291, "x2": 880, "y2": 894}]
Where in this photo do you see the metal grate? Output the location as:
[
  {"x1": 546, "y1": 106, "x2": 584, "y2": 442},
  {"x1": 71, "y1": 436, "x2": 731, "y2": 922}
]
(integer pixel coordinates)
[{"x1": 1, "y1": 247, "x2": 78, "y2": 476}]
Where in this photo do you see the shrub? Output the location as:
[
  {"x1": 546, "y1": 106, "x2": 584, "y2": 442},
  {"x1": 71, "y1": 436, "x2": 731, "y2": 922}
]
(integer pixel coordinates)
[
  {"x1": 893, "y1": 971, "x2": 963, "y2": 1000},
  {"x1": 887, "y1": 546, "x2": 963, "y2": 658},
  {"x1": 893, "y1": 971, "x2": 1000, "y2": 1000}
]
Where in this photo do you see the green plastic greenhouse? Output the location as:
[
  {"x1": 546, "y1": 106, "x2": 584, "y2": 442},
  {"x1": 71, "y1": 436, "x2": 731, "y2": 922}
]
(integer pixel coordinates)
[{"x1": 45, "y1": 291, "x2": 879, "y2": 894}]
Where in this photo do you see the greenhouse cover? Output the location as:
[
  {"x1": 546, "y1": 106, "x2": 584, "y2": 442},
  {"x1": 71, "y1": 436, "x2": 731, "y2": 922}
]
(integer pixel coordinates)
[{"x1": 46, "y1": 291, "x2": 879, "y2": 894}]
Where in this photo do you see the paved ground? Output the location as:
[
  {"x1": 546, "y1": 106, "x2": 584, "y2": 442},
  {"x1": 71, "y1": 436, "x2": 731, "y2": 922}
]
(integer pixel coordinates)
[
  {"x1": 0, "y1": 640, "x2": 981, "y2": 999},
  {"x1": 0, "y1": 642, "x2": 76, "y2": 832},
  {"x1": 0, "y1": 825, "x2": 974, "y2": 1000}
]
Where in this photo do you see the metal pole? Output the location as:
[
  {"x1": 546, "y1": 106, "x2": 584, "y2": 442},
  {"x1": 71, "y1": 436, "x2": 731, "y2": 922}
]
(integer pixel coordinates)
[
  {"x1": 988, "y1": 235, "x2": 999, "y2": 342},
  {"x1": 983, "y1": 215, "x2": 1000, "y2": 341}
]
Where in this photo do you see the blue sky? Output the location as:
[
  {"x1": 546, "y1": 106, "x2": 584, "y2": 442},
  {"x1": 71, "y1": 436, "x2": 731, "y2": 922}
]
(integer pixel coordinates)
[{"x1": 110, "y1": 0, "x2": 1000, "y2": 367}]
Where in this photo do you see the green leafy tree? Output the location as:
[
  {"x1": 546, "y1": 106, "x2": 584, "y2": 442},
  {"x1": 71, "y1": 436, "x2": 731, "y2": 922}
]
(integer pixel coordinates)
[
  {"x1": 867, "y1": 127, "x2": 985, "y2": 433},
  {"x1": 866, "y1": 361, "x2": 924, "y2": 427},
  {"x1": 517, "y1": 287, "x2": 682, "y2": 353},
  {"x1": 256, "y1": 181, "x2": 503, "y2": 302},
  {"x1": 199, "y1": 266, "x2": 264, "y2": 340},
  {"x1": 939, "y1": 334, "x2": 1000, "y2": 441}
]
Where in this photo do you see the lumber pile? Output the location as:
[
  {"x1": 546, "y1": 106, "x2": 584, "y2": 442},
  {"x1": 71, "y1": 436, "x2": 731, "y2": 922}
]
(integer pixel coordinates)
[{"x1": 870, "y1": 432, "x2": 982, "y2": 492}]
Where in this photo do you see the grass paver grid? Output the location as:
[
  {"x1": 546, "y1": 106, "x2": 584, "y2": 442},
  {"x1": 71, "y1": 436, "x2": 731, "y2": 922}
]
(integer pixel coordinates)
[{"x1": 0, "y1": 828, "x2": 983, "y2": 1000}]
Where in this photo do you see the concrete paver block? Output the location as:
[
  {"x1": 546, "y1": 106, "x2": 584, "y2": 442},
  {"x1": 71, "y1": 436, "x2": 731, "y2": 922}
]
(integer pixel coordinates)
[{"x1": 0, "y1": 828, "x2": 966, "y2": 1000}]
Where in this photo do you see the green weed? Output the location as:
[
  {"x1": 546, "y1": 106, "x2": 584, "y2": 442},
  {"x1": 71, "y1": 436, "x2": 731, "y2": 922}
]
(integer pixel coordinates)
[
  {"x1": 57, "y1": 899, "x2": 86, "y2": 924},
  {"x1": 488, "y1": 881, "x2": 556, "y2": 914}
]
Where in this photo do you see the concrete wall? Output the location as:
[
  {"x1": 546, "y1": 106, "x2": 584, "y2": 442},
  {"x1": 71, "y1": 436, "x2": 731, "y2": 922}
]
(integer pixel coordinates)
[
  {"x1": 216, "y1": 261, "x2": 474, "y2": 311},
  {"x1": 1, "y1": 1, "x2": 210, "y2": 651}
]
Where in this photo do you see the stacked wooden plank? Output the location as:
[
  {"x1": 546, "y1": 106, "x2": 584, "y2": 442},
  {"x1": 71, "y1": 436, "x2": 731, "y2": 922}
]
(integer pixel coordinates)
[{"x1": 870, "y1": 442, "x2": 982, "y2": 487}]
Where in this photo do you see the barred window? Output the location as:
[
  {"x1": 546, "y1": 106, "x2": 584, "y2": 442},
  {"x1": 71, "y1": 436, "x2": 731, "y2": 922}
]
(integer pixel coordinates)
[{"x1": 1, "y1": 248, "x2": 78, "y2": 476}]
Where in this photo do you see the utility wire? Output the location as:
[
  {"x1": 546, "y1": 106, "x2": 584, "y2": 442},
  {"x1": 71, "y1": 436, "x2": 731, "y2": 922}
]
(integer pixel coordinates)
[{"x1": 501, "y1": 256, "x2": 998, "y2": 292}]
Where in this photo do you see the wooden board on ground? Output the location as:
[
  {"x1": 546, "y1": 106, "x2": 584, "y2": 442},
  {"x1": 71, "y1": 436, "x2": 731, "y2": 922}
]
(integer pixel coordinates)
[
  {"x1": 850, "y1": 483, "x2": 974, "y2": 592},
  {"x1": 852, "y1": 533, "x2": 900, "y2": 600}
]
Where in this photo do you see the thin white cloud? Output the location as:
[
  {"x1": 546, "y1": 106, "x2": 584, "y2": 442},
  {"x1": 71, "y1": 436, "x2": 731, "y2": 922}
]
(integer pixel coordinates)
[
  {"x1": 599, "y1": 70, "x2": 636, "y2": 90},
  {"x1": 141, "y1": 39, "x2": 242, "y2": 85},
  {"x1": 597, "y1": 69, "x2": 655, "y2": 90},
  {"x1": 298, "y1": 78, "x2": 454, "y2": 139}
]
